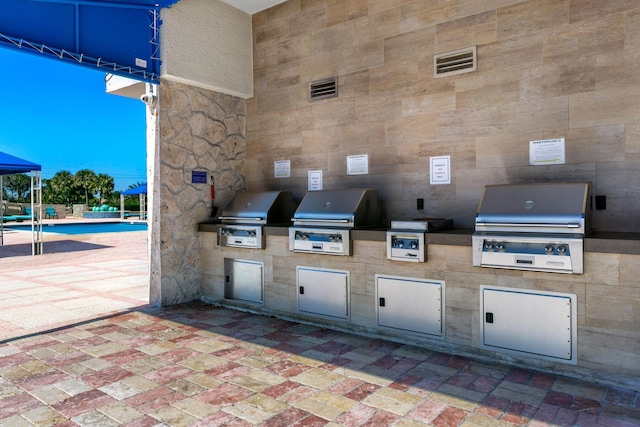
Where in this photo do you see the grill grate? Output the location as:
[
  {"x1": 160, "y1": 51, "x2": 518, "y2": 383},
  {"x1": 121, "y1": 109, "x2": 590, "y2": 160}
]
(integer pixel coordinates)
[
  {"x1": 434, "y1": 46, "x2": 477, "y2": 78},
  {"x1": 309, "y1": 77, "x2": 338, "y2": 101}
]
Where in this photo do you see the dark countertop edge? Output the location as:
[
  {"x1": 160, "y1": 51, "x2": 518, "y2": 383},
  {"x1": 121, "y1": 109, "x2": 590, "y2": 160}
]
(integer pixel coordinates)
[{"x1": 197, "y1": 223, "x2": 640, "y2": 255}]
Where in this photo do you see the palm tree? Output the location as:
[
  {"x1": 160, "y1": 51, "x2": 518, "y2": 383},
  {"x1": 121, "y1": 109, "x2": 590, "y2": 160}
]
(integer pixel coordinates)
[
  {"x1": 95, "y1": 173, "x2": 114, "y2": 202},
  {"x1": 74, "y1": 169, "x2": 98, "y2": 205}
]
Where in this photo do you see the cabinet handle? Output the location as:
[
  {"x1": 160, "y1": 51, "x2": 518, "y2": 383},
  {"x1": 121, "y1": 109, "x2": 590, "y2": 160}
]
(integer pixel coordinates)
[
  {"x1": 486, "y1": 312, "x2": 494, "y2": 323},
  {"x1": 299, "y1": 286, "x2": 304, "y2": 295},
  {"x1": 225, "y1": 275, "x2": 230, "y2": 283},
  {"x1": 379, "y1": 297, "x2": 385, "y2": 307}
]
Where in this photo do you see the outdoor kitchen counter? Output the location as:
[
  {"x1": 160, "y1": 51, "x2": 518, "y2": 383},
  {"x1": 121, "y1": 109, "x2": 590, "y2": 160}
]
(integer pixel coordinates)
[{"x1": 198, "y1": 223, "x2": 640, "y2": 255}]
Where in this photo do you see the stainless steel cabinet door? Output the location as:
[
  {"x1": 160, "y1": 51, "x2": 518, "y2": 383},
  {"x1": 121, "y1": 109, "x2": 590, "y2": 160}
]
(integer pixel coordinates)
[
  {"x1": 481, "y1": 287, "x2": 575, "y2": 362},
  {"x1": 224, "y1": 259, "x2": 264, "y2": 304},
  {"x1": 297, "y1": 267, "x2": 349, "y2": 320},
  {"x1": 376, "y1": 275, "x2": 443, "y2": 337}
]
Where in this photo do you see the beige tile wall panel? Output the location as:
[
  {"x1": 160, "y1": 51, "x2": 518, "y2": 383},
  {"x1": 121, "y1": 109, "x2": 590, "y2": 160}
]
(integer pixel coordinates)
[
  {"x1": 475, "y1": 133, "x2": 535, "y2": 169},
  {"x1": 625, "y1": 9, "x2": 640, "y2": 47},
  {"x1": 568, "y1": 0, "x2": 640, "y2": 23},
  {"x1": 520, "y1": 56, "x2": 596, "y2": 100},
  {"x1": 290, "y1": 4, "x2": 326, "y2": 38},
  {"x1": 596, "y1": 49, "x2": 640, "y2": 91},
  {"x1": 399, "y1": 1, "x2": 455, "y2": 33},
  {"x1": 543, "y1": 14, "x2": 625, "y2": 63},
  {"x1": 559, "y1": 125, "x2": 625, "y2": 164},
  {"x1": 586, "y1": 284, "x2": 640, "y2": 332},
  {"x1": 352, "y1": 8, "x2": 400, "y2": 45},
  {"x1": 384, "y1": 26, "x2": 435, "y2": 64},
  {"x1": 620, "y1": 254, "x2": 640, "y2": 287},
  {"x1": 325, "y1": 0, "x2": 368, "y2": 28},
  {"x1": 435, "y1": 10, "x2": 497, "y2": 53},
  {"x1": 496, "y1": 0, "x2": 568, "y2": 40}
]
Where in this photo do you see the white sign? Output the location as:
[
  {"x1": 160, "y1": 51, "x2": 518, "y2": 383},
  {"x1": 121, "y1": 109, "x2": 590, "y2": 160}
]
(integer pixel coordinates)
[
  {"x1": 430, "y1": 155, "x2": 451, "y2": 185},
  {"x1": 347, "y1": 154, "x2": 368, "y2": 175},
  {"x1": 274, "y1": 160, "x2": 291, "y2": 178},
  {"x1": 530, "y1": 138, "x2": 565, "y2": 166},
  {"x1": 308, "y1": 170, "x2": 323, "y2": 190}
]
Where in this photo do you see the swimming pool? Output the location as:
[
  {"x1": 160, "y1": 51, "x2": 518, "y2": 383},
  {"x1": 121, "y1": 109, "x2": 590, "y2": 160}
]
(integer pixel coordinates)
[{"x1": 4, "y1": 222, "x2": 148, "y2": 235}]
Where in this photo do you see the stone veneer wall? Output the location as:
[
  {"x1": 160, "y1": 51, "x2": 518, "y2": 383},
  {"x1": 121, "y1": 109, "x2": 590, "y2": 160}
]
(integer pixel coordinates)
[
  {"x1": 157, "y1": 80, "x2": 246, "y2": 305},
  {"x1": 247, "y1": 0, "x2": 640, "y2": 232}
]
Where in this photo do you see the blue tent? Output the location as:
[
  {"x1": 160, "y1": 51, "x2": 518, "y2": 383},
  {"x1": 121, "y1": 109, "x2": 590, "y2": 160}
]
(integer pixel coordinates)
[
  {"x1": 0, "y1": 0, "x2": 181, "y2": 83},
  {"x1": 122, "y1": 182, "x2": 147, "y2": 195},
  {"x1": 0, "y1": 151, "x2": 42, "y2": 254},
  {"x1": 120, "y1": 182, "x2": 147, "y2": 219},
  {"x1": 0, "y1": 151, "x2": 41, "y2": 175}
]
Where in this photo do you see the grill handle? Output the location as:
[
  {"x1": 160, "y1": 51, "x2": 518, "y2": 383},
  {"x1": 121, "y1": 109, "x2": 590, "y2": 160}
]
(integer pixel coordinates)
[
  {"x1": 475, "y1": 222, "x2": 581, "y2": 228},
  {"x1": 291, "y1": 218, "x2": 350, "y2": 223},
  {"x1": 218, "y1": 216, "x2": 264, "y2": 221}
]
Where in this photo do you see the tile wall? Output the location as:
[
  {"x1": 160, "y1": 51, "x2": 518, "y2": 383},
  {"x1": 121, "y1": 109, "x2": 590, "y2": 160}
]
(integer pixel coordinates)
[{"x1": 246, "y1": 0, "x2": 640, "y2": 232}]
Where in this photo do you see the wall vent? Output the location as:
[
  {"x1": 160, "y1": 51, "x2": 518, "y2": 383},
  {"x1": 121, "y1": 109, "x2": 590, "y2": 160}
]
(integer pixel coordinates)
[
  {"x1": 309, "y1": 77, "x2": 338, "y2": 101},
  {"x1": 434, "y1": 46, "x2": 477, "y2": 78}
]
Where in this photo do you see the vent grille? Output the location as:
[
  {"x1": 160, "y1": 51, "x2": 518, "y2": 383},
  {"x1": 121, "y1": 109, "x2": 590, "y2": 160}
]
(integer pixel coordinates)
[
  {"x1": 309, "y1": 77, "x2": 338, "y2": 101},
  {"x1": 434, "y1": 46, "x2": 477, "y2": 78}
]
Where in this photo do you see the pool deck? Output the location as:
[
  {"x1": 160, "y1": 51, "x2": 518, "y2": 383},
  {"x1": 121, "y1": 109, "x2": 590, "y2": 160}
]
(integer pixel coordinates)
[
  {"x1": 0, "y1": 219, "x2": 639, "y2": 426},
  {"x1": 0, "y1": 217, "x2": 150, "y2": 338}
]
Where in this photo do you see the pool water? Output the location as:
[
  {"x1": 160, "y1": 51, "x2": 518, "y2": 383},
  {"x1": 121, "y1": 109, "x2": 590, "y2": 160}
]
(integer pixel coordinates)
[{"x1": 4, "y1": 222, "x2": 148, "y2": 235}]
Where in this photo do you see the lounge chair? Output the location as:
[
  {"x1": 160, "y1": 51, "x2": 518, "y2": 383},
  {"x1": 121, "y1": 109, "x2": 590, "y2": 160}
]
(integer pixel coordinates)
[
  {"x1": 45, "y1": 207, "x2": 58, "y2": 219},
  {"x1": 24, "y1": 207, "x2": 37, "y2": 220}
]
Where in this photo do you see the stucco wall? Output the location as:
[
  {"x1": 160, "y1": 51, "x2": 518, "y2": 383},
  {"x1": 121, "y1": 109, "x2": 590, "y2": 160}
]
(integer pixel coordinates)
[
  {"x1": 161, "y1": 0, "x2": 254, "y2": 98},
  {"x1": 157, "y1": 80, "x2": 246, "y2": 305},
  {"x1": 247, "y1": 0, "x2": 640, "y2": 232}
]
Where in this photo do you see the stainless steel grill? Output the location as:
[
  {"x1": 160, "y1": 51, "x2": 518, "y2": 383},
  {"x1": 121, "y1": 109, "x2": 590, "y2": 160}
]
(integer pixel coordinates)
[
  {"x1": 472, "y1": 182, "x2": 591, "y2": 274},
  {"x1": 218, "y1": 191, "x2": 296, "y2": 249},
  {"x1": 289, "y1": 189, "x2": 382, "y2": 256}
]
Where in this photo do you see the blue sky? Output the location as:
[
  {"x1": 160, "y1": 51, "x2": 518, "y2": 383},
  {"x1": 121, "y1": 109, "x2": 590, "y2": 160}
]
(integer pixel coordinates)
[{"x1": 0, "y1": 47, "x2": 147, "y2": 192}]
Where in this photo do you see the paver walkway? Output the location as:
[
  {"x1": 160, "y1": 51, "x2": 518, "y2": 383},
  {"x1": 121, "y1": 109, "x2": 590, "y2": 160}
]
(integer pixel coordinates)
[{"x1": 0, "y1": 302, "x2": 639, "y2": 426}]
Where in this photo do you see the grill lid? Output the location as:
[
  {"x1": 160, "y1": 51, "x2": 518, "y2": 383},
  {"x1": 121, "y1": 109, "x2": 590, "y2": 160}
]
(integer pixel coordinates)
[
  {"x1": 219, "y1": 191, "x2": 296, "y2": 225},
  {"x1": 475, "y1": 182, "x2": 591, "y2": 234},
  {"x1": 292, "y1": 189, "x2": 382, "y2": 228}
]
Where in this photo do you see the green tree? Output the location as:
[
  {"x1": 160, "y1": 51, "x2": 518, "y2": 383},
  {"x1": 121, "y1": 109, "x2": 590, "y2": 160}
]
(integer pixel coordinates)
[
  {"x1": 95, "y1": 173, "x2": 115, "y2": 202},
  {"x1": 49, "y1": 171, "x2": 77, "y2": 205},
  {"x1": 3, "y1": 173, "x2": 31, "y2": 202},
  {"x1": 74, "y1": 169, "x2": 98, "y2": 205}
]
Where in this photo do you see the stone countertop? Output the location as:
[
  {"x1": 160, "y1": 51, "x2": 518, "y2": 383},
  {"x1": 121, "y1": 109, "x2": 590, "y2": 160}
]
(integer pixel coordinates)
[{"x1": 197, "y1": 222, "x2": 640, "y2": 255}]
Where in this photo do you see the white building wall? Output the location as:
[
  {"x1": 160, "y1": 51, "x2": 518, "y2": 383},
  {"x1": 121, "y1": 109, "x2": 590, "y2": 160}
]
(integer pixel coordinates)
[{"x1": 160, "y1": 0, "x2": 253, "y2": 99}]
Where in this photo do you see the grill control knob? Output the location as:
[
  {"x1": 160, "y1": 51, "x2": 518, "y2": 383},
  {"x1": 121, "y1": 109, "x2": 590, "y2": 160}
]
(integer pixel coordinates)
[
  {"x1": 495, "y1": 242, "x2": 505, "y2": 251},
  {"x1": 410, "y1": 241, "x2": 418, "y2": 249},
  {"x1": 556, "y1": 245, "x2": 567, "y2": 254},
  {"x1": 397, "y1": 240, "x2": 404, "y2": 248},
  {"x1": 544, "y1": 245, "x2": 554, "y2": 254},
  {"x1": 484, "y1": 242, "x2": 494, "y2": 250}
]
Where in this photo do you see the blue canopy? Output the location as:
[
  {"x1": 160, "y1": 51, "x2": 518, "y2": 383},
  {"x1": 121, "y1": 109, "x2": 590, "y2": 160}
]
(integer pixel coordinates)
[
  {"x1": 122, "y1": 182, "x2": 147, "y2": 195},
  {"x1": 0, "y1": 151, "x2": 41, "y2": 176},
  {"x1": 0, "y1": 0, "x2": 180, "y2": 83}
]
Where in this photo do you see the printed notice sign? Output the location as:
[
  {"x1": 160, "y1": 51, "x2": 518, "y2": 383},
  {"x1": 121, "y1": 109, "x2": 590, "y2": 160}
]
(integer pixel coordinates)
[
  {"x1": 308, "y1": 170, "x2": 323, "y2": 191},
  {"x1": 430, "y1": 155, "x2": 451, "y2": 185},
  {"x1": 530, "y1": 138, "x2": 565, "y2": 166},
  {"x1": 274, "y1": 160, "x2": 291, "y2": 178},
  {"x1": 347, "y1": 154, "x2": 368, "y2": 175}
]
